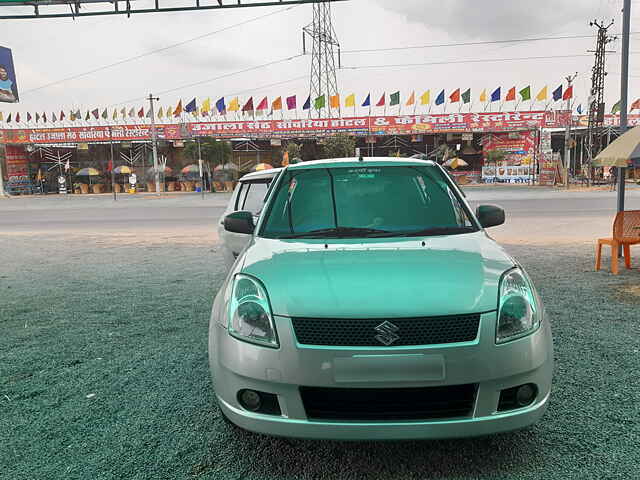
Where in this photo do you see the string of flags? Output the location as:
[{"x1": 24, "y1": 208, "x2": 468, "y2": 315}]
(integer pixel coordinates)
[{"x1": 2, "y1": 85, "x2": 639, "y2": 124}]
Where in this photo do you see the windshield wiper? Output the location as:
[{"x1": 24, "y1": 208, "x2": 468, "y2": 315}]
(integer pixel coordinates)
[
  {"x1": 391, "y1": 226, "x2": 477, "y2": 237},
  {"x1": 279, "y1": 227, "x2": 392, "y2": 239}
]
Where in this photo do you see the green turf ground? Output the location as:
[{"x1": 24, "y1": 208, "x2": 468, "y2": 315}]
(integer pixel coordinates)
[{"x1": 2, "y1": 236, "x2": 639, "y2": 479}]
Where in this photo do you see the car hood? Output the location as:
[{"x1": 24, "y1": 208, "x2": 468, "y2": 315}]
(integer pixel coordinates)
[{"x1": 240, "y1": 232, "x2": 515, "y2": 318}]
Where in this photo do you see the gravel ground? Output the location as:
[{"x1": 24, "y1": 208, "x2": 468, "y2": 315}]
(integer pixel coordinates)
[{"x1": 2, "y1": 196, "x2": 640, "y2": 479}]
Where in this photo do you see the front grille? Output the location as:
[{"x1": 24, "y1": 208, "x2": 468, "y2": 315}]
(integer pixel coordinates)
[
  {"x1": 291, "y1": 314, "x2": 480, "y2": 347},
  {"x1": 300, "y1": 384, "x2": 478, "y2": 421}
]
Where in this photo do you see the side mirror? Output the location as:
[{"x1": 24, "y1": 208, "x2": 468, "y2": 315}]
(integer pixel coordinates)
[
  {"x1": 476, "y1": 204, "x2": 505, "y2": 228},
  {"x1": 224, "y1": 211, "x2": 255, "y2": 235}
]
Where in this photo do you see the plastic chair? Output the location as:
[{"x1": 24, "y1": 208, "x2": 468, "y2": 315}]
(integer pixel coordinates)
[{"x1": 595, "y1": 210, "x2": 640, "y2": 274}]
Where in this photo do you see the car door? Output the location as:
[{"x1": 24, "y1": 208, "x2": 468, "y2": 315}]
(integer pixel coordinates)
[{"x1": 218, "y1": 178, "x2": 272, "y2": 269}]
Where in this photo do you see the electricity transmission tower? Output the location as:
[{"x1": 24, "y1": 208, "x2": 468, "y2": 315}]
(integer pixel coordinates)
[
  {"x1": 303, "y1": 2, "x2": 341, "y2": 118},
  {"x1": 586, "y1": 20, "x2": 616, "y2": 169}
]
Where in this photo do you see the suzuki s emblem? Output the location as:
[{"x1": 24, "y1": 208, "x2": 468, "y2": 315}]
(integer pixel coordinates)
[{"x1": 374, "y1": 321, "x2": 400, "y2": 346}]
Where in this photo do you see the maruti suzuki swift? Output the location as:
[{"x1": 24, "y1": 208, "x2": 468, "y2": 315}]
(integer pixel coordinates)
[{"x1": 209, "y1": 157, "x2": 553, "y2": 440}]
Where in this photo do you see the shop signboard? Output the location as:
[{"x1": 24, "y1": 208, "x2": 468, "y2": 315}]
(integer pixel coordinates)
[
  {"x1": 0, "y1": 111, "x2": 576, "y2": 145},
  {"x1": 482, "y1": 130, "x2": 536, "y2": 183},
  {"x1": 0, "y1": 46, "x2": 19, "y2": 103},
  {"x1": 4, "y1": 144, "x2": 27, "y2": 178}
]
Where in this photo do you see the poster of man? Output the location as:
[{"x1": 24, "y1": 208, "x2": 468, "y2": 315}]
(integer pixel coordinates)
[{"x1": 0, "y1": 46, "x2": 19, "y2": 103}]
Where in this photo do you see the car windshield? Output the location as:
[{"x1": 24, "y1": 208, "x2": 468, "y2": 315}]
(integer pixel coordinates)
[{"x1": 260, "y1": 165, "x2": 478, "y2": 239}]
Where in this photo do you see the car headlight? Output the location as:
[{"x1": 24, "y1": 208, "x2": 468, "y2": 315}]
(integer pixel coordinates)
[
  {"x1": 496, "y1": 268, "x2": 540, "y2": 344},
  {"x1": 228, "y1": 274, "x2": 279, "y2": 348}
]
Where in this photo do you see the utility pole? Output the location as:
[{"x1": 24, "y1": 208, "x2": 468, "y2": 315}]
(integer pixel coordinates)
[
  {"x1": 148, "y1": 93, "x2": 160, "y2": 195},
  {"x1": 0, "y1": 146, "x2": 7, "y2": 197},
  {"x1": 110, "y1": 125, "x2": 116, "y2": 201},
  {"x1": 617, "y1": 0, "x2": 631, "y2": 212},
  {"x1": 197, "y1": 136, "x2": 204, "y2": 200},
  {"x1": 564, "y1": 73, "x2": 578, "y2": 188},
  {"x1": 586, "y1": 20, "x2": 616, "y2": 184}
]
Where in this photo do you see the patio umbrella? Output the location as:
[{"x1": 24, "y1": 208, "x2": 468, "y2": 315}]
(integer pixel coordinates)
[
  {"x1": 181, "y1": 164, "x2": 200, "y2": 174},
  {"x1": 592, "y1": 125, "x2": 640, "y2": 167},
  {"x1": 76, "y1": 167, "x2": 101, "y2": 176},
  {"x1": 254, "y1": 163, "x2": 273, "y2": 171},
  {"x1": 113, "y1": 165, "x2": 133, "y2": 175},
  {"x1": 146, "y1": 166, "x2": 174, "y2": 177},
  {"x1": 443, "y1": 157, "x2": 468, "y2": 169}
]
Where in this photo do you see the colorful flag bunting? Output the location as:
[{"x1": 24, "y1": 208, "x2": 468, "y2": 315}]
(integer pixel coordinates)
[
  {"x1": 505, "y1": 87, "x2": 516, "y2": 102},
  {"x1": 303, "y1": 96, "x2": 311, "y2": 110},
  {"x1": 174, "y1": 100, "x2": 184, "y2": 117},
  {"x1": 406, "y1": 91, "x2": 415, "y2": 106},
  {"x1": 345, "y1": 93, "x2": 356, "y2": 108},
  {"x1": 257, "y1": 97, "x2": 268, "y2": 111},
  {"x1": 435, "y1": 89, "x2": 445, "y2": 106},
  {"x1": 185, "y1": 98, "x2": 197, "y2": 113},
  {"x1": 376, "y1": 93, "x2": 385, "y2": 107},
  {"x1": 461, "y1": 88, "x2": 471, "y2": 104},
  {"x1": 536, "y1": 86, "x2": 548, "y2": 101},
  {"x1": 362, "y1": 94, "x2": 371, "y2": 107},
  {"x1": 449, "y1": 88, "x2": 460, "y2": 103},
  {"x1": 272, "y1": 96, "x2": 283, "y2": 111},
  {"x1": 552, "y1": 85, "x2": 563, "y2": 101},
  {"x1": 286, "y1": 95, "x2": 297, "y2": 110},
  {"x1": 479, "y1": 89, "x2": 487, "y2": 103},
  {"x1": 562, "y1": 86, "x2": 573, "y2": 101},
  {"x1": 519, "y1": 86, "x2": 531, "y2": 101},
  {"x1": 490, "y1": 87, "x2": 501, "y2": 102},
  {"x1": 330, "y1": 94, "x2": 340, "y2": 109},
  {"x1": 390, "y1": 91, "x2": 400, "y2": 106},
  {"x1": 242, "y1": 97, "x2": 254, "y2": 112},
  {"x1": 420, "y1": 90, "x2": 430, "y2": 105}
]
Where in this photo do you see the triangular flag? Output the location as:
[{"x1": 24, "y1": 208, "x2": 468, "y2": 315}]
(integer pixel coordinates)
[
  {"x1": 490, "y1": 87, "x2": 501, "y2": 102},
  {"x1": 552, "y1": 85, "x2": 563, "y2": 101},
  {"x1": 362, "y1": 94, "x2": 371, "y2": 107},
  {"x1": 43, "y1": 113, "x2": 47, "y2": 122},
  {"x1": 479, "y1": 89, "x2": 487, "y2": 103},
  {"x1": 435, "y1": 89, "x2": 445, "y2": 105},
  {"x1": 15, "y1": 112, "x2": 20, "y2": 123},
  {"x1": 519, "y1": 86, "x2": 531, "y2": 101},
  {"x1": 137, "y1": 107, "x2": 144, "y2": 118},
  {"x1": 345, "y1": 93, "x2": 356, "y2": 108},
  {"x1": 406, "y1": 91, "x2": 415, "y2": 106},
  {"x1": 113, "y1": 109, "x2": 118, "y2": 120},
  {"x1": 576, "y1": 104, "x2": 583, "y2": 114},
  {"x1": 146, "y1": 109, "x2": 152, "y2": 118},
  {"x1": 536, "y1": 86, "x2": 548, "y2": 101},
  {"x1": 27, "y1": 112, "x2": 32, "y2": 122},
  {"x1": 5, "y1": 113, "x2": 10, "y2": 123},
  {"x1": 505, "y1": 87, "x2": 516, "y2": 102},
  {"x1": 120, "y1": 107, "x2": 126, "y2": 117},
  {"x1": 272, "y1": 96, "x2": 283, "y2": 111},
  {"x1": 228, "y1": 97, "x2": 240, "y2": 112},
  {"x1": 156, "y1": 107, "x2": 163, "y2": 119},
  {"x1": 91, "y1": 108, "x2": 99, "y2": 119},
  {"x1": 286, "y1": 95, "x2": 297, "y2": 110},
  {"x1": 166, "y1": 106, "x2": 173, "y2": 117},
  {"x1": 85, "y1": 111, "x2": 90, "y2": 121},
  {"x1": 330, "y1": 94, "x2": 340, "y2": 109},
  {"x1": 562, "y1": 86, "x2": 573, "y2": 101},
  {"x1": 174, "y1": 100, "x2": 183, "y2": 117},
  {"x1": 128, "y1": 108, "x2": 134, "y2": 118},
  {"x1": 60, "y1": 111, "x2": 65, "y2": 121},
  {"x1": 420, "y1": 90, "x2": 430, "y2": 105},
  {"x1": 257, "y1": 97, "x2": 268, "y2": 111},
  {"x1": 242, "y1": 97, "x2": 254, "y2": 112},
  {"x1": 376, "y1": 93, "x2": 385, "y2": 107},
  {"x1": 102, "y1": 108, "x2": 108, "y2": 119},
  {"x1": 630, "y1": 98, "x2": 640, "y2": 111},
  {"x1": 389, "y1": 91, "x2": 400, "y2": 106},
  {"x1": 215, "y1": 98, "x2": 226, "y2": 114},
  {"x1": 36, "y1": 113, "x2": 40, "y2": 122},
  {"x1": 461, "y1": 88, "x2": 471, "y2": 104},
  {"x1": 52, "y1": 113, "x2": 56, "y2": 122},
  {"x1": 611, "y1": 100, "x2": 621, "y2": 114},
  {"x1": 0, "y1": 112, "x2": 3, "y2": 122},
  {"x1": 314, "y1": 95, "x2": 326, "y2": 110},
  {"x1": 303, "y1": 96, "x2": 311, "y2": 110},
  {"x1": 69, "y1": 111, "x2": 75, "y2": 121},
  {"x1": 449, "y1": 88, "x2": 460, "y2": 103},
  {"x1": 202, "y1": 98, "x2": 211, "y2": 114},
  {"x1": 185, "y1": 98, "x2": 197, "y2": 113}
]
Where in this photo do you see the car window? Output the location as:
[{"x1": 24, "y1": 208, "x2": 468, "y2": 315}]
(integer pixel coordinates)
[
  {"x1": 241, "y1": 181, "x2": 270, "y2": 216},
  {"x1": 235, "y1": 182, "x2": 249, "y2": 211},
  {"x1": 260, "y1": 165, "x2": 476, "y2": 238}
]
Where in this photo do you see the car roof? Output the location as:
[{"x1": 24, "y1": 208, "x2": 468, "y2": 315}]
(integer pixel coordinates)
[
  {"x1": 238, "y1": 167, "x2": 283, "y2": 182},
  {"x1": 286, "y1": 157, "x2": 436, "y2": 170}
]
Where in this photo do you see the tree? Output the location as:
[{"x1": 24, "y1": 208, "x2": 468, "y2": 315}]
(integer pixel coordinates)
[
  {"x1": 286, "y1": 142, "x2": 303, "y2": 162},
  {"x1": 184, "y1": 137, "x2": 232, "y2": 167},
  {"x1": 318, "y1": 134, "x2": 356, "y2": 159}
]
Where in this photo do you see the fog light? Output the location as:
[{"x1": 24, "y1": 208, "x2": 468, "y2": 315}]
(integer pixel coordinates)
[
  {"x1": 516, "y1": 383, "x2": 537, "y2": 407},
  {"x1": 238, "y1": 389, "x2": 262, "y2": 411}
]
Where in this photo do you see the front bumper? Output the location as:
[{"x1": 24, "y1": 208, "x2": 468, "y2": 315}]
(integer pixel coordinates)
[{"x1": 209, "y1": 312, "x2": 553, "y2": 440}]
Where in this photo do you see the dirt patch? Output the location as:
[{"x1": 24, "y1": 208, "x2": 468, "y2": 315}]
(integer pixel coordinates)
[{"x1": 613, "y1": 283, "x2": 640, "y2": 304}]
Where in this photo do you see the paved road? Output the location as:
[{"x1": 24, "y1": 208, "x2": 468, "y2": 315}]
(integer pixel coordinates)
[{"x1": 1, "y1": 186, "x2": 639, "y2": 243}]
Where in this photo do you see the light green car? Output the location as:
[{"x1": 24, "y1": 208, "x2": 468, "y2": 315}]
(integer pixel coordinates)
[{"x1": 209, "y1": 157, "x2": 553, "y2": 440}]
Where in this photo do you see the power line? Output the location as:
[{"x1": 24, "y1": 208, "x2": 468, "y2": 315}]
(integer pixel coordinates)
[
  {"x1": 20, "y1": 4, "x2": 299, "y2": 96},
  {"x1": 342, "y1": 52, "x2": 640, "y2": 70},
  {"x1": 341, "y1": 32, "x2": 638, "y2": 54},
  {"x1": 109, "y1": 54, "x2": 306, "y2": 107}
]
